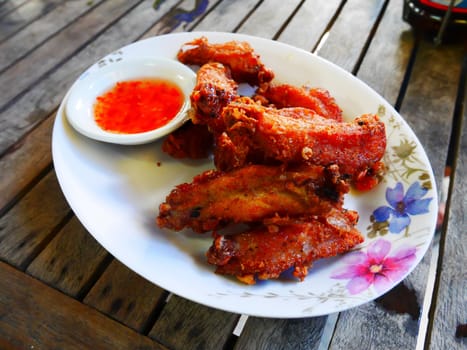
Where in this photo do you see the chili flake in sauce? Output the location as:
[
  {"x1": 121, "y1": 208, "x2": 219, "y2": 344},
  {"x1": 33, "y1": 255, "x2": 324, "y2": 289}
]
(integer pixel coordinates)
[{"x1": 94, "y1": 79, "x2": 184, "y2": 134}]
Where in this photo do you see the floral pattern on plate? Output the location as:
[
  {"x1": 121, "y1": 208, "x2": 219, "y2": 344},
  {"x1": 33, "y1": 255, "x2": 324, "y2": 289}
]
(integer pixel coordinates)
[
  {"x1": 331, "y1": 239, "x2": 417, "y2": 295},
  {"x1": 372, "y1": 182, "x2": 433, "y2": 235},
  {"x1": 366, "y1": 105, "x2": 435, "y2": 239}
]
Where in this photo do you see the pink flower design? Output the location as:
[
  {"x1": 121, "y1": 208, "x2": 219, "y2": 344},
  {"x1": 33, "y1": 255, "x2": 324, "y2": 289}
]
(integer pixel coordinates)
[{"x1": 331, "y1": 239, "x2": 417, "y2": 295}]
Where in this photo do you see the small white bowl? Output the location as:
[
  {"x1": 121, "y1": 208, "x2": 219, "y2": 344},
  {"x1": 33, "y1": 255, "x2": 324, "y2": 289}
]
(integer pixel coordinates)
[{"x1": 65, "y1": 56, "x2": 196, "y2": 145}]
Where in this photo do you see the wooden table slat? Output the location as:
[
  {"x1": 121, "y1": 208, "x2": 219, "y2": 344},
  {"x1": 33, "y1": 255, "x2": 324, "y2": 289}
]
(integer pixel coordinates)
[
  {"x1": 0, "y1": 171, "x2": 70, "y2": 269},
  {"x1": 399, "y1": 42, "x2": 464, "y2": 184},
  {"x1": 188, "y1": 0, "x2": 260, "y2": 33},
  {"x1": 0, "y1": 261, "x2": 167, "y2": 350},
  {"x1": 0, "y1": 0, "x2": 63, "y2": 43},
  {"x1": 84, "y1": 259, "x2": 167, "y2": 333},
  {"x1": 0, "y1": 0, "x2": 141, "y2": 112},
  {"x1": 236, "y1": 0, "x2": 302, "y2": 39},
  {"x1": 234, "y1": 317, "x2": 328, "y2": 350},
  {"x1": 0, "y1": 116, "x2": 54, "y2": 212},
  {"x1": 276, "y1": 0, "x2": 342, "y2": 52},
  {"x1": 0, "y1": 0, "x2": 105, "y2": 73},
  {"x1": 149, "y1": 294, "x2": 239, "y2": 349},
  {"x1": 356, "y1": 0, "x2": 414, "y2": 106},
  {"x1": 0, "y1": 0, "x2": 29, "y2": 18},
  {"x1": 26, "y1": 215, "x2": 110, "y2": 298},
  {"x1": 429, "y1": 57, "x2": 467, "y2": 350},
  {"x1": 142, "y1": 0, "x2": 221, "y2": 38},
  {"x1": 316, "y1": 0, "x2": 387, "y2": 73}
]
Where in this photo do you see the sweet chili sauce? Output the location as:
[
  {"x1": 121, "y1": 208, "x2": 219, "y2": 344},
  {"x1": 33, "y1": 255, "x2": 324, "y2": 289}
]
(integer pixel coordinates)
[{"x1": 94, "y1": 79, "x2": 184, "y2": 134}]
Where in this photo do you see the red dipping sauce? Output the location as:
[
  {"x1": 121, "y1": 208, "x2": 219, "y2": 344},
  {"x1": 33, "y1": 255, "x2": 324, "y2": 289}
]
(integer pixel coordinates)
[{"x1": 94, "y1": 79, "x2": 184, "y2": 134}]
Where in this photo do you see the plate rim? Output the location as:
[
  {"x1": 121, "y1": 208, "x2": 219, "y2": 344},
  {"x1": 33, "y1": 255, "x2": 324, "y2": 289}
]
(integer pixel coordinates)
[{"x1": 52, "y1": 31, "x2": 438, "y2": 318}]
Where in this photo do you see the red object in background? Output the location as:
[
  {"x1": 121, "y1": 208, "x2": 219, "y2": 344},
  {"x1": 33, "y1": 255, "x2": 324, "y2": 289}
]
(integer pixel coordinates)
[
  {"x1": 403, "y1": 0, "x2": 467, "y2": 43},
  {"x1": 420, "y1": 0, "x2": 467, "y2": 13}
]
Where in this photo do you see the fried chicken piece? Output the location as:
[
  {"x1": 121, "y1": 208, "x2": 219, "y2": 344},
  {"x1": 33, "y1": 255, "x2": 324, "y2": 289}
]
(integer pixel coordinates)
[
  {"x1": 255, "y1": 83, "x2": 343, "y2": 121},
  {"x1": 157, "y1": 164, "x2": 348, "y2": 233},
  {"x1": 177, "y1": 36, "x2": 274, "y2": 86},
  {"x1": 162, "y1": 121, "x2": 214, "y2": 159},
  {"x1": 190, "y1": 62, "x2": 238, "y2": 134},
  {"x1": 206, "y1": 208, "x2": 363, "y2": 284},
  {"x1": 215, "y1": 98, "x2": 386, "y2": 185},
  {"x1": 353, "y1": 160, "x2": 386, "y2": 191}
]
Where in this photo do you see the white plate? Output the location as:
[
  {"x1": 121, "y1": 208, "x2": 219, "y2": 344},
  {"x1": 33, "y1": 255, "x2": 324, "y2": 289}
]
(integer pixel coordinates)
[
  {"x1": 65, "y1": 56, "x2": 196, "y2": 145},
  {"x1": 52, "y1": 32, "x2": 438, "y2": 318}
]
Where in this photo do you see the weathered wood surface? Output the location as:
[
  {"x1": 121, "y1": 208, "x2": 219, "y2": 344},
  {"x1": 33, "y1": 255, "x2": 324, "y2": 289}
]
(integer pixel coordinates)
[
  {"x1": 235, "y1": 317, "x2": 328, "y2": 350},
  {"x1": 26, "y1": 215, "x2": 110, "y2": 298},
  {"x1": 188, "y1": 0, "x2": 259, "y2": 33},
  {"x1": 0, "y1": 115, "x2": 53, "y2": 212},
  {"x1": 357, "y1": 0, "x2": 414, "y2": 106},
  {"x1": 276, "y1": 0, "x2": 342, "y2": 51},
  {"x1": 0, "y1": 0, "x2": 29, "y2": 18},
  {"x1": 0, "y1": 0, "x2": 104, "y2": 72},
  {"x1": 235, "y1": 0, "x2": 301, "y2": 39},
  {"x1": 0, "y1": 261, "x2": 167, "y2": 350},
  {"x1": 143, "y1": 0, "x2": 219, "y2": 37},
  {"x1": 149, "y1": 294, "x2": 239, "y2": 349},
  {"x1": 399, "y1": 43, "x2": 464, "y2": 185},
  {"x1": 84, "y1": 259, "x2": 167, "y2": 333},
  {"x1": 429, "y1": 56, "x2": 467, "y2": 350},
  {"x1": 0, "y1": 1, "x2": 465, "y2": 349},
  {"x1": 0, "y1": 0, "x2": 63, "y2": 42},
  {"x1": 0, "y1": 0, "x2": 141, "y2": 134},
  {"x1": 0, "y1": 171, "x2": 70, "y2": 269},
  {"x1": 315, "y1": 0, "x2": 387, "y2": 73}
]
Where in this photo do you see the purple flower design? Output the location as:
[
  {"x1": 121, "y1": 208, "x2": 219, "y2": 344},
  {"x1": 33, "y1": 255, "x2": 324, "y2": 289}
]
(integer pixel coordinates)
[
  {"x1": 373, "y1": 181, "x2": 432, "y2": 234},
  {"x1": 331, "y1": 239, "x2": 416, "y2": 295}
]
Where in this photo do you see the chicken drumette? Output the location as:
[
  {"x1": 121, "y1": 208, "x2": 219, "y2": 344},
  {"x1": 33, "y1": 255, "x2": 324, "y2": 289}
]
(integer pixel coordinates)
[
  {"x1": 254, "y1": 83, "x2": 343, "y2": 121},
  {"x1": 206, "y1": 208, "x2": 363, "y2": 284},
  {"x1": 157, "y1": 164, "x2": 348, "y2": 233},
  {"x1": 177, "y1": 36, "x2": 274, "y2": 86},
  {"x1": 215, "y1": 97, "x2": 386, "y2": 189}
]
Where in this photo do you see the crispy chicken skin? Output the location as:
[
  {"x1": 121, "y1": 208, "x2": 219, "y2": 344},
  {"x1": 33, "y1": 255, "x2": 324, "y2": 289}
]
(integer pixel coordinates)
[
  {"x1": 156, "y1": 38, "x2": 390, "y2": 285},
  {"x1": 177, "y1": 36, "x2": 274, "y2": 86},
  {"x1": 215, "y1": 98, "x2": 386, "y2": 182},
  {"x1": 162, "y1": 62, "x2": 235, "y2": 158},
  {"x1": 206, "y1": 208, "x2": 363, "y2": 284},
  {"x1": 190, "y1": 62, "x2": 238, "y2": 134},
  {"x1": 161, "y1": 121, "x2": 214, "y2": 159},
  {"x1": 157, "y1": 164, "x2": 349, "y2": 233},
  {"x1": 255, "y1": 83, "x2": 343, "y2": 121}
]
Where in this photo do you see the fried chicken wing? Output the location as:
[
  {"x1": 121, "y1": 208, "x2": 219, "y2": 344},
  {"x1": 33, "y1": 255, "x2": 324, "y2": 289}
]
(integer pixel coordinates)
[
  {"x1": 177, "y1": 36, "x2": 274, "y2": 86},
  {"x1": 215, "y1": 98, "x2": 386, "y2": 185},
  {"x1": 190, "y1": 62, "x2": 238, "y2": 134},
  {"x1": 157, "y1": 164, "x2": 349, "y2": 233},
  {"x1": 255, "y1": 83, "x2": 343, "y2": 121},
  {"x1": 154, "y1": 38, "x2": 389, "y2": 286},
  {"x1": 162, "y1": 121, "x2": 214, "y2": 159},
  {"x1": 206, "y1": 208, "x2": 363, "y2": 284}
]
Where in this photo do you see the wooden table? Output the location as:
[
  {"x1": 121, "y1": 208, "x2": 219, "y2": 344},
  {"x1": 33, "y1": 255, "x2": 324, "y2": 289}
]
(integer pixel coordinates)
[{"x1": 1, "y1": 1, "x2": 465, "y2": 349}]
